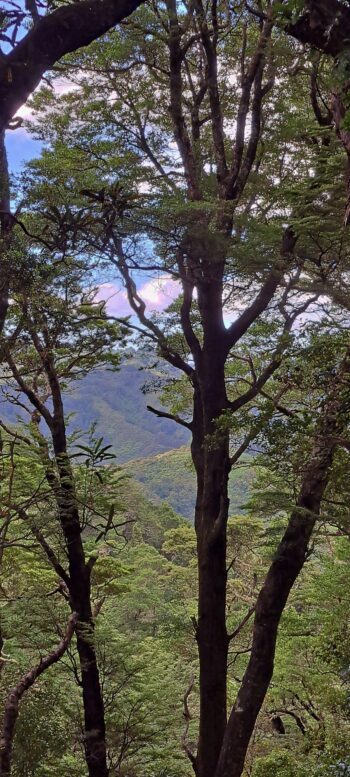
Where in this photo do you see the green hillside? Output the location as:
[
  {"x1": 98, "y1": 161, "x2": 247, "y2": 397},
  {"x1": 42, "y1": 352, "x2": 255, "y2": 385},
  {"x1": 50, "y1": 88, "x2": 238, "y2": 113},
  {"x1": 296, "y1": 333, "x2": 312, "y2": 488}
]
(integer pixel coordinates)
[
  {"x1": 117, "y1": 471, "x2": 185, "y2": 547},
  {"x1": 64, "y1": 366, "x2": 191, "y2": 462},
  {"x1": 2, "y1": 362, "x2": 190, "y2": 463},
  {"x1": 126, "y1": 446, "x2": 255, "y2": 520}
]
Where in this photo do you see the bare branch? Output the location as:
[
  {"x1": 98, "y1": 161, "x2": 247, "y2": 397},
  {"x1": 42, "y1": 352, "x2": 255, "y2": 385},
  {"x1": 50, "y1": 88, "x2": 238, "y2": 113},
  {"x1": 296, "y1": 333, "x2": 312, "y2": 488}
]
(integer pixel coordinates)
[
  {"x1": 228, "y1": 605, "x2": 256, "y2": 642},
  {"x1": 181, "y1": 674, "x2": 197, "y2": 772},
  {"x1": 16, "y1": 506, "x2": 70, "y2": 587},
  {"x1": 147, "y1": 404, "x2": 193, "y2": 430}
]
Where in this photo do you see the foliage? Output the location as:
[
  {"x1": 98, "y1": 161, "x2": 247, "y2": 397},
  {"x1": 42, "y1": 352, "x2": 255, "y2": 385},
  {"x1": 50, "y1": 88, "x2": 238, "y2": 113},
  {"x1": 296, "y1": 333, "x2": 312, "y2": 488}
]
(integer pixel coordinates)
[{"x1": 2, "y1": 1, "x2": 350, "y2": 775}]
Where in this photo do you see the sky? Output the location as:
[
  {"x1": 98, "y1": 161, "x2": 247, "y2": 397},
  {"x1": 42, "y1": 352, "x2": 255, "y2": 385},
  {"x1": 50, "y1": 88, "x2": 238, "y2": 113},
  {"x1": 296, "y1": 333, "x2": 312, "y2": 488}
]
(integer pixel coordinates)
[
  {"x1": 6, "y1": 128, "x2": 41, "y2": 173},
  {"x1": 94, "y1": 278, "x2": 181, "y2": 316}
]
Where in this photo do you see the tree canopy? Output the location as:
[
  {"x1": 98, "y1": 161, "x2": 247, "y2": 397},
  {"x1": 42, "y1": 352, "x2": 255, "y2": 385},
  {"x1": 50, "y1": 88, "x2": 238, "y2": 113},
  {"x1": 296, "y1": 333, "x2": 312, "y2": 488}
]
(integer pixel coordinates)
[{"x1": 2, "y1": 2, "x2": 350, "y2": 777}]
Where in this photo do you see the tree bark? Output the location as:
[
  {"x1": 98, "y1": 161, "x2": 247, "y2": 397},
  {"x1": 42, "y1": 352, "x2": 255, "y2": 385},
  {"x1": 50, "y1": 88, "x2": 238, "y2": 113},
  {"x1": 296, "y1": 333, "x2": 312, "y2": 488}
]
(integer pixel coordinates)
[
  {"x1": 194, "y1": 424, "x2": 230, "y2": 777},
  {"x1": 0, "y1": 612, "x2": 77, "y2": 777},
  {"x1": 287, "y1": 1, "x2": 350, "y2": 57},
  {"x1": 215, "y1": 348, "x2": 350, "y2": 777},
  {"x1": 191, "y1": 268, "x2": 231, "y2": 777},
  {"x1": 50, "y1": 416, "x2": 108, "y2": 777}
]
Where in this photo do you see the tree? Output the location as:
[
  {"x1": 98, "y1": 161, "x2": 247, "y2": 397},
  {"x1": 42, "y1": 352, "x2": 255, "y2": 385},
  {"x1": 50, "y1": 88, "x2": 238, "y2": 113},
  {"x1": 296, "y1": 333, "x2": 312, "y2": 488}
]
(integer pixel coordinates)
[
  {"x1": 215, "y1": 342, "x2": 350, "y2": 777},
  {"x1": 17, "y1": 2, "x2": 350, "y2": 774},
  {"x1": 285, "y1": 1, "x2": 350, "y2": 223},
  {"x1": 0, "y1": 434, "x2": 198, "y2": 777},
  {"x1": 286, "y1": 1, "x2": 350, "y2": 57},
  {"x1": 0, "y1": 245, "x2": 124, "y2": 777},
  {"x1": 0, "y1": 0, "x2": 145, "y2": 133}
]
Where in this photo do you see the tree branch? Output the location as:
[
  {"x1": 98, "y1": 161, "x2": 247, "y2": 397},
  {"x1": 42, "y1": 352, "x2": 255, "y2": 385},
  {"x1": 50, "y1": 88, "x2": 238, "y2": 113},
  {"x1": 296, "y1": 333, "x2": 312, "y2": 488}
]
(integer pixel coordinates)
[
  {"x1": 0, "y1": 0, "x2": 145, "y2": 130},
  {"x1": 111, "y1": 236, "x2": 195, "y2": 377},
  {"x1": 228, "y1": 605, "x2": 256, "y2": 642},
  {"x1": 166, "y1": 0, "x2": 201, "y2": 200},
  {"x1": 0, "y1": 612, "x2": 77, "y2": 776},
  {"x1": 224, "y1": 227, "x2": 297, "y2": 353},
  {"x1": 147, "y1": 404, "x2": 193, "y2": 430},
  {"x1": 181, "y1": 674, "x2": 197, "y2": 772},
  {"x1": 5, "y1": 351, "x2": 53, "y2": 429},
  {"x1": 287, "y1": 1, "x2": 350, "y2": 57},
  {"x1": 16, "y1": 506, "x2": 70, "y2": 587},
  {"x1": 226, "y1": 12, "x2": 274, "y2": 200}
]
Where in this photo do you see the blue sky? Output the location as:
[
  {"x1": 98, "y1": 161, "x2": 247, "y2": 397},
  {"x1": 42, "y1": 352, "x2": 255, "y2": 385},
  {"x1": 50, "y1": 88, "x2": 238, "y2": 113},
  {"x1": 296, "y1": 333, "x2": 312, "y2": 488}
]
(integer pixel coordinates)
[{"x1": 6, "y1": 129, "x2": 41, "y2": 176}]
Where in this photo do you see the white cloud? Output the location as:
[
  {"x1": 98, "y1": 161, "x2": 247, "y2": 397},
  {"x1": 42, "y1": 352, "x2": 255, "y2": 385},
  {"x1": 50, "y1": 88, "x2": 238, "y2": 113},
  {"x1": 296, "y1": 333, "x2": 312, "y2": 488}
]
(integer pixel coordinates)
[
  {"x1": 95, "y1": 276, "x2": 180, "y2": 317},
  {"x1": 140, "y1": 277, "x2": 180, "y2": 307}
]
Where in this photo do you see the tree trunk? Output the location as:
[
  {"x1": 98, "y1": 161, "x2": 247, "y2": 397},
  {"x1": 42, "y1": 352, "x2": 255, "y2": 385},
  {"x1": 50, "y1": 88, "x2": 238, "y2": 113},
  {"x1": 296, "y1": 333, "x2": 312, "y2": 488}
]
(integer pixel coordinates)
[
  {"x1": 192, "y1": 341, "x2": 231, "y2": 777},
  {"x1": 6, "y1": 325, "x2": 110, "y2": 777},
  {"x1": 75, "y1": 629, "x2": 108, "y2": 777},
  {"x1": 215, "y1": 352, "x2": 350, "y2": 777},
  {"x1": 53, "y1": 447, "x2": 109, "y2": 777},
  {"x1": 0, "y1": 130, "x2": 11, "y2": 335},
  {"x1": 49, "y1": 406, "x2": 109, "y2": 777},
  {"x1": 194, "y1": 442, "x2": 230, "y2": 777}
]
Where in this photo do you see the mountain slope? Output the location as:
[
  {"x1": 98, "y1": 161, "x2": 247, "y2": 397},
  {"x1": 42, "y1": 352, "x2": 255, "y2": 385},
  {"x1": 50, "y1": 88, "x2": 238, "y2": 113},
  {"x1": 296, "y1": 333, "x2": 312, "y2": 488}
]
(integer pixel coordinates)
[
  {"x1": 118, "y1": 473, "x2": 185, "y2": 547},
  {"x1": 65, "y1": 366, "x2": 190, "y2": 462},
  {"x1": 1, "y1": 362, "x2": 190, "y2": 463},
  {"x1": 126, "y1": 446, "x2": 254, "y2": 520}
]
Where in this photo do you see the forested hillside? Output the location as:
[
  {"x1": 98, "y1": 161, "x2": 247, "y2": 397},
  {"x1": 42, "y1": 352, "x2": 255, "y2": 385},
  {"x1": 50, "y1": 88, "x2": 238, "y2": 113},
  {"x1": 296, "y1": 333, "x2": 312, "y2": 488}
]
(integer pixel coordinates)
[
  {"x1": 1, "y1": 2, "x2": 350, "y2": 777},
  {"x1": 127, "y1": 447, "x2": 254, "y2": 519},
  {"x1": 1, "y1": 362, "x2": 190, "y2": 462}
]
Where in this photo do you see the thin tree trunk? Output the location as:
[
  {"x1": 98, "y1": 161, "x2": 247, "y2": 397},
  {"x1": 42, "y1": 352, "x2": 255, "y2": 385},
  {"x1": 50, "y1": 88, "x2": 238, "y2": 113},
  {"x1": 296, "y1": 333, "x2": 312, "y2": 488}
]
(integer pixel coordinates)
[
  {"x1": 27, "y1": 361, "x2": 109, "y2": 777},
  {"x1": 51, "y1": 437, "x2": 109, "y2": 777},
  {"x1": 0, "y1": 130, "x2": 11, "y2": 335},
  {"x1": 0, "y1": 613, "x2": 77, "y2": 777}
]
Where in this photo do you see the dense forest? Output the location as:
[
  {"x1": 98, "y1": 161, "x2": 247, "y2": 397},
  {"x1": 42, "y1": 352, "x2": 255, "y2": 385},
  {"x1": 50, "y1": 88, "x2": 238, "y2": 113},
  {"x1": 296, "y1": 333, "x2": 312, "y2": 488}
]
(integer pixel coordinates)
[{"x1": 1, "y1": 1, "x2": 350, "y2": 776}]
